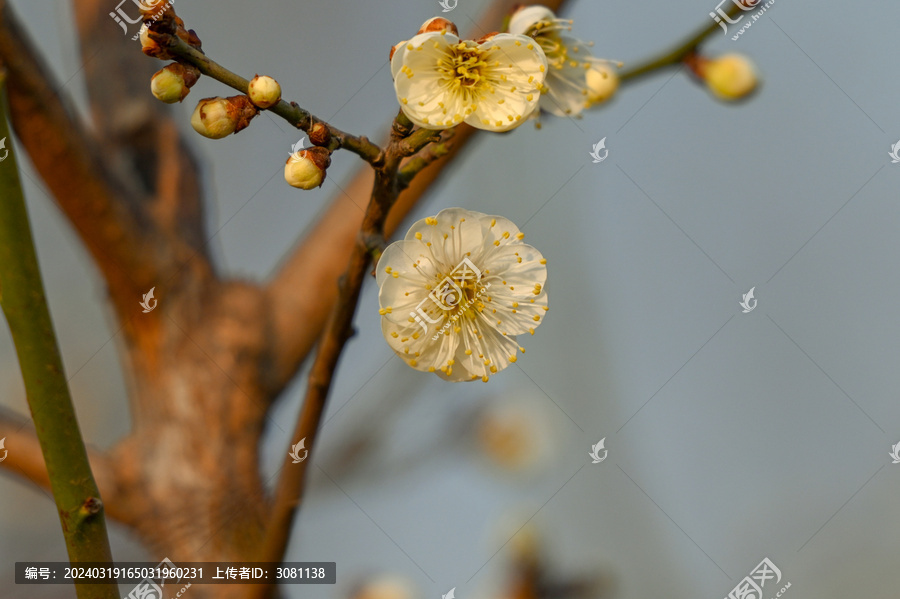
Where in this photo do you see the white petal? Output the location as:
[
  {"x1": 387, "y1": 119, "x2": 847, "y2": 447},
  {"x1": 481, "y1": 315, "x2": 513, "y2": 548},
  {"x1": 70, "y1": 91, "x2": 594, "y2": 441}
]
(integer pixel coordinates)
[
  {"x1": 405, "y1": 207, "x2": 487, "y2": 267},
  {"x1": 540, "y1": 64, "x2": 590, "y2": 116},
  {"x1": 382, "y1": 318, "x2": 458, "y2": 372},
  {"x1": 465, "y1": 36, "x2": 547, "y2": 131},
  {"x1": 455, "y1": 314, "x2": 520, "y2": 379},
  {"x1": 376, "y1": 240, "x2": 430, "y2": 288},
  {"x1": 393, "y1": 33, "x2": 466, "y2": 129},
  {"x1": 508, "y1": 6, "x2": 556, "y2": 35}
]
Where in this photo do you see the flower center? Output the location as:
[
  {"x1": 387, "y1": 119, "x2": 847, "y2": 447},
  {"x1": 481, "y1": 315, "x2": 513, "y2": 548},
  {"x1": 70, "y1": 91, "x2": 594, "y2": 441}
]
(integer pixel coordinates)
[
  {"x1": 529, "y1": 19, "x2": 578, "y2": 70},
  {"x1": 438, "y1": 43, "x2": 493, "y2": 101}
]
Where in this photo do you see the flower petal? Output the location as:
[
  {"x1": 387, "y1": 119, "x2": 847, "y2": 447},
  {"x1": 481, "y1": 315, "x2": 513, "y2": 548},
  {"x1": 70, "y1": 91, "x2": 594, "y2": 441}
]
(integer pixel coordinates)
[{"x1": 508, "y1": 6, "x2": 556, "y2": 35}]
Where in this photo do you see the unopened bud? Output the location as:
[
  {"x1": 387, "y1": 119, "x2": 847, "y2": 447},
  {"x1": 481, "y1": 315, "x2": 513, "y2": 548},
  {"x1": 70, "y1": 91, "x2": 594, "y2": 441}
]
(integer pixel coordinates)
[
  {"x1": 140, "y1": 12, "x2": 202, "y2": 60},
  {"x1": 702, "y1": 54, "x2": 758, "y2": 101},
  {"x1": 308, "y1": 122, "x2": 332, "y2": 147},
  {"x1": 417, "y1": 17, "x2": 458, "y2": 36},
  {"x1": 151, "y1": 63, "x2": 199, "y2": 103},
  {"x1": 585, "y1": 64, "x2": 619, "y2": 106},
  {"x1": 140, "y1": 25, "x2": 166, "y2": 58},
  {"x1": 284, "y1": 147, "x2": 331, "y2": 190},
  {"x1": 190, "y1": 95, "x2": 258, "y2": 139},
  {"x1": 248, "y1": 75, "x2": 282, "y2": 109}
]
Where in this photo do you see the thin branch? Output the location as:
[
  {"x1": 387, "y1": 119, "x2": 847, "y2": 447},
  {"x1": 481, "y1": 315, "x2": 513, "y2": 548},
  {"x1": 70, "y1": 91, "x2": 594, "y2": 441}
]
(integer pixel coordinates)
[
  {"x1": 619, "y1": 1, "x2": 747, "y2": 82},
  {"x1": 0, "y1": 75, "x2": 118, "y2": 599},
  {"x1": 155, "y1": 30, "x2": 384, "y2": 164},
  {"x1": 252, "y1": 118, "x2": 412, "y2": 598},
  {"x1": 398, "y1": 129, "x2": 457, "y2": 189},
  {"x1": 0, "y1": 407, "x2": 130, "y2": 524}
]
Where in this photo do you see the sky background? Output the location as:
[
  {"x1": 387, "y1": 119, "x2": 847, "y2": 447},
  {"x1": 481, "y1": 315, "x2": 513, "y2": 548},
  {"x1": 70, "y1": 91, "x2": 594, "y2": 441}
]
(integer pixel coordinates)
[{"x1": 2, "y1": 0, "x2": 900, "y2": 597}]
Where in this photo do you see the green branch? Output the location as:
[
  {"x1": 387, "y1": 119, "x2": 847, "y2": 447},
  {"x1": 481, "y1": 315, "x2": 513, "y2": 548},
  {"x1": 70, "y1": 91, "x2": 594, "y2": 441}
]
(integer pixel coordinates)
[
  {"x1": 0, "y1": 74, "x2": 118, "y2": 599},
  {"x1": 620, "y1": 1, "x2": 747, "y2": 82}
]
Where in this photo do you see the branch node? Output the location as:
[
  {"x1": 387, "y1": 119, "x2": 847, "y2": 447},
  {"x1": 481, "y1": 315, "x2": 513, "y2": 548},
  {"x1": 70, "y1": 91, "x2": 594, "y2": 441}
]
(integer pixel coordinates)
[{"x1": 78, "y1": 497, "x2": 104, "y2": 519}]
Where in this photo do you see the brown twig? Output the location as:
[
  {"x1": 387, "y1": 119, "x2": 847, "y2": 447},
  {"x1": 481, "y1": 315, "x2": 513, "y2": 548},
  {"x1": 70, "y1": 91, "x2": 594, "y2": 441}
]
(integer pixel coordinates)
[
  {"x1": 155, "y1": 31, "x2": 384, "y2": 164},
  {"x1": 255, "y1": 117, "x2": 434, "y2": 588},
  {"x1": 398, "y1": 129, "x2": 457, "y2": 189}
]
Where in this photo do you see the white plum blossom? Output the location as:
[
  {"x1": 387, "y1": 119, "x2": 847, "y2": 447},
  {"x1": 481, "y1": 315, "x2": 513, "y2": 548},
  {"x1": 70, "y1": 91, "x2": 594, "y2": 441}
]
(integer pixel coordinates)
[
  {"x1": 390, "y1": 28, "x2": 548, "y2": 132},
  {"x1": 376, "y1": 208, "x2": 549, "y2": 382},
  {"x1": 508, "y1": 5, "x2": 620, "y2": 116}
]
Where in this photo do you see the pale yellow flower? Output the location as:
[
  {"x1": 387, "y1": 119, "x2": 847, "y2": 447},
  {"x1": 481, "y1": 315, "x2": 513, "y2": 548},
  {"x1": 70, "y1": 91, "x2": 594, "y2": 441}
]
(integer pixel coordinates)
[
  {"x1": 508, "y1": 6, "x2": 620, "y2": 115},
  {"x1": 376, "y1": 208, "x2": 548, "y2": 382},
  {"x1": 391, "y1": 29, "x2": 548, "y2": 132}
]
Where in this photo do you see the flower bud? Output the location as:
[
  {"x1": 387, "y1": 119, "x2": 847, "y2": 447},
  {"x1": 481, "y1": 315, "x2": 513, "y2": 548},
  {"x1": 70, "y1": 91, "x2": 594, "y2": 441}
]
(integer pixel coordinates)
[
  {"x1": 417, "y1": 17, "x2": 458, "y2": 36},
  {"x1": 308, "y1": 122, "x2": 332, "y2": 147},
  {"x1": 248, "y1": 75, "x2": 282, "y2": 109},
  {"x1": 702, "y1": 54, "x2": 758, "y2": 101},
  {"x1": 190, "y1": 96, "x2": 258, "y2": 139},
  {"x1": 284, "y1": 147, "x2": 331, "y2": 189},
  {"x1": 585, "y1": 64, "x2": 619, "y2": 106},
  {"x1": 140, "y1": 25, "x2": 167, "y2": 58},
  {"x1": 150, "y1": 63, "x2": 199, "y2": 103},
  {"x1": 140, "y1": 13, "x2": 202, "y2": 60}
]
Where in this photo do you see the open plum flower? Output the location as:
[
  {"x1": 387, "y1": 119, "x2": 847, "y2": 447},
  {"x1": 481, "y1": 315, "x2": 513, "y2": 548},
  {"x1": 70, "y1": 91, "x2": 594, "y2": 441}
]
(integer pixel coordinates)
[
  {"x1": 508, "y1": 5, "x2": 620, "y2": 116},
  {"x1": 376, "y1": 208, "x2": 549, "y2": 382},
  {"x1": 390, "y1": 25, "x2": 548, "y2": 132}
]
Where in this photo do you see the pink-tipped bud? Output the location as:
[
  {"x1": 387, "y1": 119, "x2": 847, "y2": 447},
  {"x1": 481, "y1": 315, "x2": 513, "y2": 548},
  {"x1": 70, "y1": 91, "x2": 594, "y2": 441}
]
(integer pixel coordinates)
[
  {"x1": 248, "y1": 75, "x2": 282, "y2": 109},
  {"x1": 284, "y1": 147, "x2": 331, "y2": 189}
]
